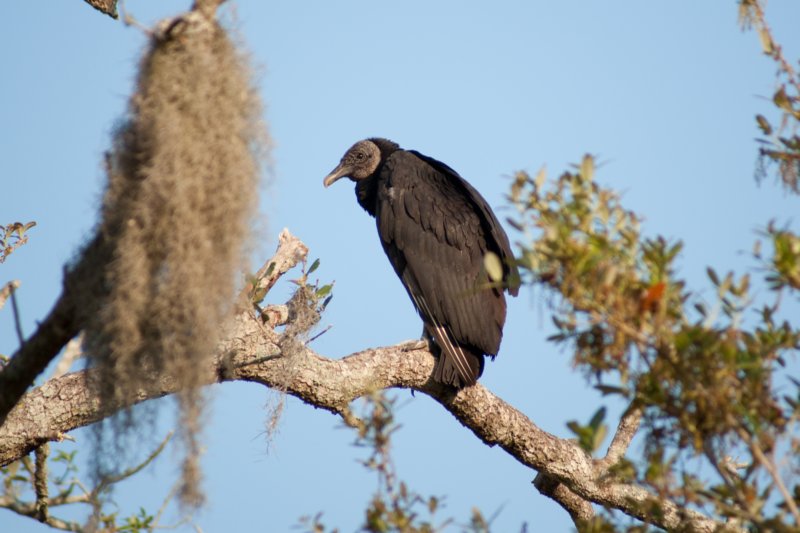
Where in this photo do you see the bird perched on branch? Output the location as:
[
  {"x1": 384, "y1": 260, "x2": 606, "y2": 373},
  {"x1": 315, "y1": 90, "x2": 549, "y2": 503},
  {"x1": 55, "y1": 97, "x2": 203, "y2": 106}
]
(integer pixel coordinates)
[{"x1": 323, "y1": 138, "x2": 518, "y2": 388}]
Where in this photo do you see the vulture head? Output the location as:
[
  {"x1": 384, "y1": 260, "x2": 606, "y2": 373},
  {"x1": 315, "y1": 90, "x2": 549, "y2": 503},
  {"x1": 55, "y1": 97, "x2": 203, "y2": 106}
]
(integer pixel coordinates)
[{"x1": 322, "y1": 139, "x2": 383, "y2": 186}]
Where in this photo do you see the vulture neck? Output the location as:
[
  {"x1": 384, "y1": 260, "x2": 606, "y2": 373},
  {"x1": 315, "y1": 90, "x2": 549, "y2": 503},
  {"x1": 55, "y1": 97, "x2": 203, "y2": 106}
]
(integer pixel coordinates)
[{"x1": 355, "y1": 138, "x2": 401, "y2": 216}]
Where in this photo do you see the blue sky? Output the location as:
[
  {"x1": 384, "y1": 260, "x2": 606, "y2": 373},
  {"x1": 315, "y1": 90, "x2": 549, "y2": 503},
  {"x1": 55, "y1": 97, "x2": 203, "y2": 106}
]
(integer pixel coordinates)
[{"x1": 2, "y1": 1, "x2": 799, "y2": 532}]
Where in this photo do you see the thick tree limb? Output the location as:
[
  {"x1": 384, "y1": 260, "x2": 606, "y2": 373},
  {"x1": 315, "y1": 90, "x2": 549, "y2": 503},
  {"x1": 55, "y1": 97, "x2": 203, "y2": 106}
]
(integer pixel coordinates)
[
  {"x1": 0, "y1": 230, "x2": 729, "y2": 531},
  {"x1": 0, "y1": 338, "x2": 723, "y2": 530},
  {"x1": 0, "y1": 341, "x2": 723, "y2": 531},
  {"x1": 0, "y1": 234, "x2": 108, "y2": 427}
]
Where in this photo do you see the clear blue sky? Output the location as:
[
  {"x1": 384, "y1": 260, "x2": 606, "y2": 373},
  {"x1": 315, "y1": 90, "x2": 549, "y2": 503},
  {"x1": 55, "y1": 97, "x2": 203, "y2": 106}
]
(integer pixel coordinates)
[{"x1": 2, "y1": 1, "x2": 799, "y2": 532}]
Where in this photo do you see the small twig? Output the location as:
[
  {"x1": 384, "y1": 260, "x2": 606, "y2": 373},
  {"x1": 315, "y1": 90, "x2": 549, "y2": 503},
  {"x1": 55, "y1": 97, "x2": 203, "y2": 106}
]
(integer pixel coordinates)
[
  {"x1": 240, "y1": 229, "x2": 309, "y2": 306},
  {"x1": 46, "y1": 492, "x2": 93, "y2": 508},
  {"x1": 339, "y1": 406, "x2": 366, "y2": 433},
  {"x1": 0, "y1": 280, "x2": 20, "y2": 311},
  {"x1": 82, "y1": 433, "x2": 175, "y2": 531},
  {"x1": 0, "y1": 500, "x2": 81, "y2": 532},
  {"x1": 34, "y1": 443, "x2": 49, "y2": 522},
  {"x1": 307, "y1": 325, "x2": 332, "y2": 344},
  {"x1": 702, "y1": 442, "x2": 765, "y2": 528},
  {"x1": 1, "y1": 433, "x2": 177, "y2": 531},
  {"x1": 21, "y1": 454, "x2": 35, "y2": 476},
  {"x1": 10, "y1": 285, "x2": 24, "y2": 346},
  {"x1": 600, "y1": 405, "x2": 642, "y2": 468},
  {"x1": 117, "y1": 0, "x2": 150, "y2": 32},
  {"x1": 96, "y1": 432, "x2": 173, "y2": 490},
  {"x1": 747, "y1": 0, "x2": 800, "y2": 94},
  {"x1": 736, "y1": 426, "x2": 800, "y2": 523},
  {"x1": 229, "y1": 352, "x2": 282, "y2": 370},
  {"x1": 152, "y1": 480, "x2": 183, "y2": 529}
]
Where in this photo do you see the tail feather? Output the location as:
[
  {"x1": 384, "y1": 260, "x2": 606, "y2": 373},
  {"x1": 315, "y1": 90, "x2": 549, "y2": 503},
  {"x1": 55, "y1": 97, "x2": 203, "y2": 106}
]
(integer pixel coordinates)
[
  {"x1": 409, "y1": 287, "x2": 483, "y2": 388},
  {"x1": 426, "y1": 324, "x2": 483, "y2": 388},
  {"x1": 432, "y1": 346, "x2": 482, "y2": 388}
]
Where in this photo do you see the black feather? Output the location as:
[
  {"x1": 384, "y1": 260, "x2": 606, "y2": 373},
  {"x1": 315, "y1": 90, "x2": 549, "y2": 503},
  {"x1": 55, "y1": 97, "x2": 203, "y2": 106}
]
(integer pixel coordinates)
[{"x1": 324, "y1": 138, "x2": 518, "y2": 388}]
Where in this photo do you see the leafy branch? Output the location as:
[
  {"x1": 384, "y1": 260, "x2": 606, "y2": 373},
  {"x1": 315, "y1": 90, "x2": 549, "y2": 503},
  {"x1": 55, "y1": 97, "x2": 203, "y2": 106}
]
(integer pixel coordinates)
[
  {"x1": 0, "y1": 432, "x2": 191, "y2": 532},
  {"x1": 509, "y1": 155, "x2": 800, "y2": 528},
  {"x1": 739, "y1": 0, "x2": 800, "y2": 193},
  {"x1": 0, "y1": 222, "x2": 36, "y2": 264}
]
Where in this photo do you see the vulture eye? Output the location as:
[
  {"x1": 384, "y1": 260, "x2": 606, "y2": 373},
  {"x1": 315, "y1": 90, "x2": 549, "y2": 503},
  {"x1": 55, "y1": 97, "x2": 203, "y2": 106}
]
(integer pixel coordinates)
[{"x1": 356, "y1": 152, "x2": 365, "y2": 161}]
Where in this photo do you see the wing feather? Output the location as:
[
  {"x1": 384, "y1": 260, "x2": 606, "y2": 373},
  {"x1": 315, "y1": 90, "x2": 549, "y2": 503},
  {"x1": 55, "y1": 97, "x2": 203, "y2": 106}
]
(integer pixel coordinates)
[{"x1": 375, "y1": 150, "x2": 509, "y2": 387}]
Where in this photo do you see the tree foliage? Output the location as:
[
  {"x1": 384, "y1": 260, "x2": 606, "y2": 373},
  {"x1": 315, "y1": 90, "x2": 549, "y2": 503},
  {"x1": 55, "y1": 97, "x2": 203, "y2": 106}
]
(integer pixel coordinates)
[{"x1": 510, "y1": 155, "x2": 799, "y2": 529}]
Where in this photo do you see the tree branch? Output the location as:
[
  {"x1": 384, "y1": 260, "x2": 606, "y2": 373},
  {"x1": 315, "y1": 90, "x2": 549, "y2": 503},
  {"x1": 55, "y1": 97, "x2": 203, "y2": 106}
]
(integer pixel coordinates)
[
  {"x1": 0, "y1": 280, "x2": 20, "y2": 312},
  {"x1": 533, "y1": 471, "x2": 595, "y2": 525},
  {"x1": 600, "y1": 405, "x2": 642, "y2": 468},
  {"x1": 737, "y1": 425, "x2": 800, "y2": 524},
  {"x1": 0, "y1": 230, "x2": 731, "y2": 532},
  {"x1": 33, "y1": 443, "x2": 49, "y2": 522},
  {"x1": 0, "y1": 341, "x2": 725, "y2": 531},
  {"x1": 0, "y1": 350, "x2": 721, "y2": 530},
  {"x1": 0, "y1": 234, "x2": 108, "y2": 427},
  {"x1": 531, "y1": 404, "x2": 644, "y2": 529}
]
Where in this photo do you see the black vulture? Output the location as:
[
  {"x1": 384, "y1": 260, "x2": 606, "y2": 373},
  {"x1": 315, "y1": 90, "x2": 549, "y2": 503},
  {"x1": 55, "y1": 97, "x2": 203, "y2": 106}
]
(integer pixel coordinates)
[{"x1": 323, "y1": 138, "x2": 518, "y2": 388}]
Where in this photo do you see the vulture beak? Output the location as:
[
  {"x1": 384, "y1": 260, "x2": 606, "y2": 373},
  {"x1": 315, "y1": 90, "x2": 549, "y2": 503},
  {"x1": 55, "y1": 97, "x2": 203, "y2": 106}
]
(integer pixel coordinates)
[{"x1": 323, "y1": 163, "x2": 350, "y2": 187}]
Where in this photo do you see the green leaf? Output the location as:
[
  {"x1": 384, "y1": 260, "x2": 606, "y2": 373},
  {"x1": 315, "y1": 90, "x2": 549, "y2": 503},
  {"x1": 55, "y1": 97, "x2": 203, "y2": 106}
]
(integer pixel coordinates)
[
  {"x1": 758, "y1": 27, "x2": 774, "y2": 55},
  {"x1": 506, "y1": 217, "x2": 524, "y2": 232},
  {"x1": 774, "y1": 86, "x2": 792, "y2": 112},
  {"x1": 566, "y1": 420, "x2": 584, "y2": 435},
  {"x1": 316, "y1": 284, "x2": 333, "y2": 298},
  {"x1": 307, "y1": 258, "x2": 320, "y2": 275},
  {"x1": 594, "y1": 384, "x2": 628, "y2": 396},
  {"x1": 534, "y1": 166, "x2": 547, "y2": 190},
  {"x1": 428, "y1": 496, "x2": 438, "y2": 514},
  {"x1": 756, "y1": 114, "x2": 773, "y2": 135},
  {"x1": 589, "y1": 406, "x2": 607, "y2": 430},
  {"x1": 593, "y1": 423, "x2": 608, "y2": 452}
]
